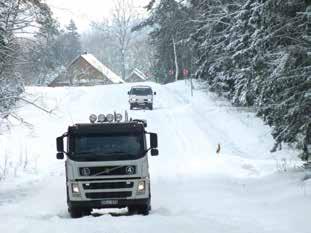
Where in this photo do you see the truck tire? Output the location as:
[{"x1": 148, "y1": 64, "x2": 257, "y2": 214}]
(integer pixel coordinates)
[
  {"x1": 127, "y1": 206, "x2": 136, "y2": 215},
  {"x1": 138, "y1": 204, "x2": 150, "y2": 215},
  {"x1": 130, "y1": 104, "x2": 133, "y2": 110},
  {"x1": 128, "y1": 204, "x2": 150, "y2": 216},
  {"x1": 149, "y1": 104, "x2": 153, "y2": 110},
  {"x1": 68, "y1": 207, "x2": 83, "y2": 218}
]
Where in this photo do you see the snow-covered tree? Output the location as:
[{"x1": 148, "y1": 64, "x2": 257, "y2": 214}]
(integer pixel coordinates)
[
  {"x1": 63, "y1": 20, "x2": 81, "y2": 63},
  {"x1": 19, "y1": 18, "x2": 82, "y2": 85},
  {"x1": 83, "y1": 1, "x2": 153, "y2": 80},
  {"x1": 134, "y1": 0, "x2": 196, "y2": 83},
  {"x1": 0, "y1": 0, "x2": 50, "y2": 112},
  {"x1": 189, "y1": 0, "x2": 311, "y2": 160}
]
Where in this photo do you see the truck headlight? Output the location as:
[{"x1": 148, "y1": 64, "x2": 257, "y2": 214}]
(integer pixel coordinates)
[
  {"x1": 148, "y1": 99, "x2": 152, "y2": 102},
  {"x1": 72, "y1": 183, "x2": 80, "y2": 194},
  {"x1": 137, "y1": 181, "x2": 145, "y2": 193}
]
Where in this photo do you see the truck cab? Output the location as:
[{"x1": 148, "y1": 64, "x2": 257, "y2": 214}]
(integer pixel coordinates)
[
  {"x1": 128, "y1": 85, "x2": 156, "y2": 110},
  {"x1": 56, "y1": 112, "x2": 158, "y2": 218}
]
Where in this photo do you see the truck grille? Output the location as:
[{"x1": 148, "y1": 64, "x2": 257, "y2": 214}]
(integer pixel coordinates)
[
  {"x1": 83, "y1": 182, "x2": 133, "y2": 190},
  {"x1": 85, "y1": 191, "x2": 132, "y2": 199},
  {"x1": 79, "y1": 166, "x2": 136, "y2": 176}
]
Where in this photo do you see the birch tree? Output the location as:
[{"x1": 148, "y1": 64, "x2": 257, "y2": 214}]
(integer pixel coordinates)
[{"x1": 112, "y1": 0, "x2": 137, "y2": 80}]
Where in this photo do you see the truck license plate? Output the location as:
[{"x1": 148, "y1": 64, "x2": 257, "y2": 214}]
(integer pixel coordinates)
[{"x1": 101, "y1": 200, "x2": 118, "y2": 205}]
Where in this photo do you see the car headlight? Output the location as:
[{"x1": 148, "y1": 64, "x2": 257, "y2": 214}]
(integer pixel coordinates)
[
  {"x1": 72, "y1": 183, "x2": 80, "y2": 194},
  {"x1": 137, "y1": 181, "x2": 145, "y2": 193}
]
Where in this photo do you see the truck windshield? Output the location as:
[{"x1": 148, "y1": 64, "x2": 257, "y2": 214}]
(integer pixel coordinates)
[
  {"x1": 73, "y1": 134, "x2": 144, "y2": 160},
  {"x1": 131, "y1": 88, "x2": 152, "y2": 95}
]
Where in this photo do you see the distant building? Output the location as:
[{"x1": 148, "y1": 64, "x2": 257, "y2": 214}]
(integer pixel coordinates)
[
  {"x1": 125, "y1": 68, "x2": 148, "y2": 83},
  {"x1": 48, "y1": 53, "x2": 125, "y2": 87}
]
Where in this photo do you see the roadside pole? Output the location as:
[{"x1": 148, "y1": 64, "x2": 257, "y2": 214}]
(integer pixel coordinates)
[
  {"x1": 190, "y1": 76, "x2": 193, "y2": 97},
  {"x1": 183, "y1": 68, "x2": 193, "y2": 97}
]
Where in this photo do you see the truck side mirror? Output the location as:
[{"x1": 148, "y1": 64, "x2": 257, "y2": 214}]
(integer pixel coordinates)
[
  {"x1": 150, "y1": 133, "x2": 158, "y2": 148},
  {"x1": 151, "y1": 148, "x2": 159, "y2": 156},
  {"x1": 154, "y1": 92, "x2": 156, "y2": 95},
  {"x1": 128, "y1": 91, "x2": 130, "y2": 95},
  {"x1": 57, "y1": 136, "x2": 64, "y2": 152},
  {"x1": 56, "y1": 152, "x2": 64, "y2": 160}
]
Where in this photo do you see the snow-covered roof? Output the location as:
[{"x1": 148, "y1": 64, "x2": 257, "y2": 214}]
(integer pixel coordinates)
[
  {"x1": 126, "y1": 68, "x2": 148, "y2": 81},
  {"x1": 81, "y1": 53, "x2": 125, "y2": 84}
]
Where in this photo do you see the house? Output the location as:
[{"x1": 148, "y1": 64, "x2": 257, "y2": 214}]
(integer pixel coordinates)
[
  {"x1": 125, "y1": 68, "x2": 148, "y2": 83},
  {"x1": 49, "y1": 53, "x2": 125, "y2": 87}
]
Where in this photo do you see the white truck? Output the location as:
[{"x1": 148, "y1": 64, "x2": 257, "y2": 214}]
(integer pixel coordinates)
[
  {"x1": 128, "y1": 85, "x2": 156, "y2": 110},
  {"x1": 56, "y1": 112, "x2": 159, "y2": 218}
]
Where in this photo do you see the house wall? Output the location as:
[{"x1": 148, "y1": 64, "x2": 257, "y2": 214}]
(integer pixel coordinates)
[
  {"x1": 50, "y1": 56, "x2": 115, "y2": 87},
  {"x1": 67, "y1": 57, "x2": 113, "y2": 86}
]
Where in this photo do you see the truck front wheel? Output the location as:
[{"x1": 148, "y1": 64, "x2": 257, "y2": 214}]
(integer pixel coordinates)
[
  {"x1": 138, "y1": 204, "x2": 150, "y2": 215},
  {"x1": 68, "y1": 207, "x2": 83, "y2": 218},
  {"x1": 68, "y1": 207, "x2": 91, "y2": 218},
  {"x1": 128, "y1": 204, "x2": 150, "y2": 216}
]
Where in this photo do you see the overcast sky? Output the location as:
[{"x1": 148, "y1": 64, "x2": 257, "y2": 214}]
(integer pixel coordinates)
[{"x1": 46, "y1": 0, "x2": 150, "y2": 32}]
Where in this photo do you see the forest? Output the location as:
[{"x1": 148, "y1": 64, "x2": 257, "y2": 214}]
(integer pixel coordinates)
[{"x1": 136, "y1": 0, "x2": 311, "y2": 160}]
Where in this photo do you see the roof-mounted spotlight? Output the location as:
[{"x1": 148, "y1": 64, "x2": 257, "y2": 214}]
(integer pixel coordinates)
[
  {"x1": 98, "y1": 114, "x2": 106, "y2": 123},
  {"x1": 132, "y1": 119, "x2": 147, "y2": 127},
  {"x1": 89, "y1": 114, "x2": 97, "y2": 123},
  {"x1": 106, "y1": 114, "x2": 114, "y2": 122},
  {"x1": 115, "y1": 113, "x2": 123, "y2": 122}
]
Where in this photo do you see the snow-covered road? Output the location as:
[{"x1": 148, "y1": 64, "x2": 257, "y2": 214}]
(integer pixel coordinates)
[{"x1": 0, "y1": 81, "x2": 310, "y2": 233}]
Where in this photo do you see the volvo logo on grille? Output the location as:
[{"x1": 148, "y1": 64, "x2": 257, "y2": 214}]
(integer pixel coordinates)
[
  {"x1": 126, "y1": 166, "x2": 135, "y2": 175},
  {"x1": 81, "y1": 167, "x2": 91, "y2": 176}
]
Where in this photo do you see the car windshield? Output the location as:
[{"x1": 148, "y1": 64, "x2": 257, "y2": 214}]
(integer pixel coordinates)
[
  {"x1": 131, "y1": 88, "x2": 152, "y2": 95},
  {"x1": 74, "y1": 134, "x2": 144, "y2": 158}
]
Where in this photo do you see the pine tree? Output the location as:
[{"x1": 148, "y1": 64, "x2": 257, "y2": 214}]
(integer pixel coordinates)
[
  {"x1": 134, "y1": 0, "x2": 195, "y2": 83},
  {"x1": 63, "y1": 19, "x2": 82, "y2": 63}
]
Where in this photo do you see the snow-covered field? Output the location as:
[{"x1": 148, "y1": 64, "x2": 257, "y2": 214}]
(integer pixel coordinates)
[{"x1": 0, "y1": 81, "x2": 310, "y2": 233}]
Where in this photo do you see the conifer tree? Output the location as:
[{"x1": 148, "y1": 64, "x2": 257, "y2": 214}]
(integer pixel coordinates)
[
  {"x1": 63, "y1": 19, "x2": 82, "y2": 63},
  {"x1": 134, "y1": 0, "x2": 195, "y2": 83}
]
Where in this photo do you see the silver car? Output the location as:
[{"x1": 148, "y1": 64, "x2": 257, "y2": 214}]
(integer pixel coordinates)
[{"x1": 128, "y1": 85, "x2": 156, "y2": 110}]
